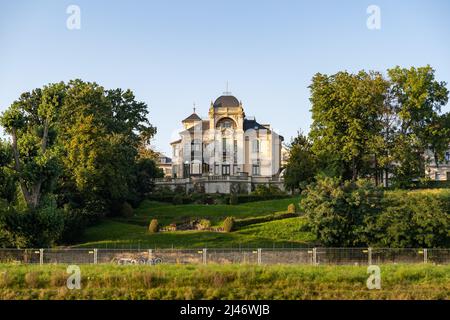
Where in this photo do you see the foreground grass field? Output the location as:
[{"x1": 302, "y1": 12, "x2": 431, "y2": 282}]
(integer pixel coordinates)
[
  {"x1": 76, "y1": 197, "x2": 317, "y2": 248},
  {"x1": 0, "y1": 264, "x2": 448, "y2": 300}
]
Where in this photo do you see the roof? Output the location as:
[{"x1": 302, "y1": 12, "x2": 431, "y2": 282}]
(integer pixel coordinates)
[
  {"x1": 213, "y1": 95, "x2": 240, "y2": 108},
  {"x1": 243, "y1": 118, "x2": 268, "y2": 131},
  {"x1": 170, "y1": 139, "x2": 182, "y2": 145},
  {"x1": 182, "y1": 112, "x2": 202, "y2": 122},
  {"x1": 243, "y1": 118, "x2": 284, "y2": 141}
]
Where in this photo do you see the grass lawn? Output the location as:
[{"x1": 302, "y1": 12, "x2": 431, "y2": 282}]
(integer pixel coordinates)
[
  {"x1": 74, "y1": 197, "x2": 317, "y2": 249},
  {"x1": 0, "y1": 264, "x2": 448, "y2": 300},
  {"x1": 121, "y1": 197, "x2": 302, "y2": 226},
  {"x1": 76, "y1": 217, "x2": 316, "y2": 249}
]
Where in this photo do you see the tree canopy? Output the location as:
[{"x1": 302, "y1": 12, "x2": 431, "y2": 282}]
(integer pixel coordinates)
[{"x1": 0, "y1": 80, "x2": 162, "y2": 246}]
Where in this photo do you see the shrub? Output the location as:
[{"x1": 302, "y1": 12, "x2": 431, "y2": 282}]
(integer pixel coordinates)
[
  {"x1": 120, "y1": 202, "x2": 134, "y2": 217},
  {"x1": 0, "y1": 198, "x2": 65, "y2": 248},
  {"x1": 234, "y1": 212, "x2": 297, "y2": 228},
  {"x1": 229, "y1": 194, "x2": 238, "y2": 205},
  {"x1": 172, "y1": 194, "x2": 183, "y2": 205},
  {"x1": 197, "y1": 219, "x2": 211, "y2": 230},
  {"x1": 223, "y1": 217, "x2": 235, "y2": 233},
  {"x1": 287, "y1": 203, "x2": 296, "y2": 213},
  {"x1": 252, "y1": 184, "x2": 285, "y2": 196},
  {"x1": 148, "y1": 219, "x2": 159, "y2": 233},
  {"x1": 300, "y1": 177, "x2": 383, "y2": 246},
  {"x1": 374, "y1": 191, "x2": 450, "y2": 247}
]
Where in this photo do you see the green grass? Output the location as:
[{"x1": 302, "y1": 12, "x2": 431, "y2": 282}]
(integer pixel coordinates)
[
  {"x1": 76, "y1": 217, "x2": 316, "y2": 249},
  {"x1": 0, "y1": 264, "x2": 448, "y2": 300},
  {"x1": 124, "y1": 197, "x2": 301, "y2": 226},
  {"x1": 74, "y1": 197, "x2": 316, "y2": 249}
]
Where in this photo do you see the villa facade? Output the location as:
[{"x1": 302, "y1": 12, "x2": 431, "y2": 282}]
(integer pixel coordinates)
[{"x1": 155, "y1": 93, "x2": 288, "y2": 194}]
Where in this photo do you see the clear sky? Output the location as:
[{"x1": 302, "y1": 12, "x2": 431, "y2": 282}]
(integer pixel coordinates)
[{"x1": 1, "y1": 0, "x2": 449, "y2": 155}]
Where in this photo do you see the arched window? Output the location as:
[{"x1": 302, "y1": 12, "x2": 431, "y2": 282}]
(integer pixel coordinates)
[{"x1": 216, "y1": 117, "x2": 236, "y2": 129}]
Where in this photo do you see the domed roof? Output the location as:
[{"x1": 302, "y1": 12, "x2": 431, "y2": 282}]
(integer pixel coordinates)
[{"x1": 213, "y1": 95, "x2": 240, "y2": 108}]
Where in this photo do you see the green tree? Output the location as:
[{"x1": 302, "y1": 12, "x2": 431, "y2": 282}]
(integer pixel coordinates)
[
  {"x1": 1, "y1": 80, "x2": 160, "y2": 245},
  {"x1": 300, "y1": 177, "x2": 383, "y2": 246},
  {"x1": 309, "y1": 71, "x2": 388, "y2": 181},
  {"x1": 387, "y1": 65, "x2": 450, "y2": 187},
  {"x1": 375, "y1": 192, "x2": 449, "y2": 247},
  {"x1": 283, "y1": 131, "x2": 317, "y2": 192},
  {"x1": 55, "y1": 80, "x2": 157, "y2": 214},
  {"x1": 0, "y1": 83, "x2": 65, "y2": 209},
  {"x1": 0, "y1": 140, "x2": 16, "y2": 203}
]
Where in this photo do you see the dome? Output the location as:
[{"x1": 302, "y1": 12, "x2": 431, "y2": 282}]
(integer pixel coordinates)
[{"x1": 213, "y1": 95, "x2": 240, "y2": 108}]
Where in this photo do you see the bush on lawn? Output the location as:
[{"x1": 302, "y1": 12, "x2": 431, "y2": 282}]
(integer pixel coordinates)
[
  {"x1": 229, "y1": 194, "x2": 238, "y2": 205},
  {"x1": 120, "y1": 202, "x2": 134, "y2": 217},
  {"x1": 172, "y1": 195, "x2": 183, "y2": 205},
  {"x1": 148, "y1": 219, "x2": 159, "y2": 233},
  {"x1": 223, "y1": 217, "x2": 235, "y2": 232},
  {"x1": 287, "y1": 203, "x2": 296, "y2": 214},
  {"x1": 197, "y1": 219, "x2": 211, "y2": 230}
]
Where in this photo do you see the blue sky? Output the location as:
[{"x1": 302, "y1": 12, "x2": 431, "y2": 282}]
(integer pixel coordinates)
[{"x1": 1, "y1": 0, "x2": 450, "y2": 155}]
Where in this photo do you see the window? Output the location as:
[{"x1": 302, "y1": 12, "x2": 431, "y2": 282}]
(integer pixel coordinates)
[
  {"x1": 252, "y1": 139, "x2": 260, "y2": 153},
  {"x1": 222, "y1": 164, "x2": 230, "y2": 176},
  {"x1": 445, "y1": 152, "x2": 450, "y2": 162},
  {"x1": 222, "y1": 121, "x2": 232, "y2": 128},
  {"x1": 222, "y1": 138, "x2": 229, "y2": 162},
  {"x1": 218, "y1": 119, "x2": 233, "y2": 129},
  {"x1": 183, "y1": 164, "x2": 190, "y2": 178},
  {"x1": 435, "y1": 172, "x2": 440, "y2": 181},
  {"x1": 252, "y1": 160, "x2": 260, "y2": 176},
  {"x1": 192, "y1": 143, "x2": 201, "y2": 152},
  {"x1": 214, "y1": 164, "x2": 220, "y2": 175},
  {"x1": 191, "y1": 163, "x2": 201, "y2": 175},
  {"x1": 191, "y1": 140, "x2": 202, "y2": 161}
]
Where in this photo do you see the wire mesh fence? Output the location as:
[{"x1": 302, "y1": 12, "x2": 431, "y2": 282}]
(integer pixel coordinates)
[{"x1": 0, "y1": 248, "x2": 448, "y2": 265}]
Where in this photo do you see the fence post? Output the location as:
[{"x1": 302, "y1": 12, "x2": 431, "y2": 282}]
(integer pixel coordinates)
[
  {"x1": 257, "y1": 248, "x2": 262, "y2": 265},
  {"x1": 93, "y1": 248, "x2": 98, "y2": 264},
  {"x1": 423, "y1": 248, "x2": 428, "y2": 264},
  {"x1": 368, "y1": 247, "x2": 372, "y2": 265},
  {"x1": 39, "y1": 248, "x2": 44, "y2": 265},
  {"x1": 203, "y1": 248, "x2": 207, "y2": 265},
  {"x1": 312, "y1": 248, "x2": 317, "y2": 266}
]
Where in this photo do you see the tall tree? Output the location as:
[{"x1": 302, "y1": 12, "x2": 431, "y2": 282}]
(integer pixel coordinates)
[
  {"x1": 387, "y1": 65, "x2": 449, "y2": 186},
  {"x1": 309, "y1": 71, "x2": 388, "y2": 181},
  {"x1": 0, "y1": 83, "x2": 65, "y2": 209},
  {"x1": 55, "y1": 80, "x2": 157, "y2": 213},
  {"x1": 283, "y1": 131, "x2": 317, "y2": 192}
]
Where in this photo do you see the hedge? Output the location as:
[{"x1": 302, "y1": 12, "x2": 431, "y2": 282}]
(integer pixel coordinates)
[
  {"x1": 234, "y1": 212, "x2": 299, "y2": 228},
  {"x1": 146, "y1": 193, "x2": 292, "y2": 205}
]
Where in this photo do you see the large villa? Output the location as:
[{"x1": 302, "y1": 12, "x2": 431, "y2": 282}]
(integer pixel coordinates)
[{"x1": 155, "y1": 93, "x2": 289, "y2": 194}]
